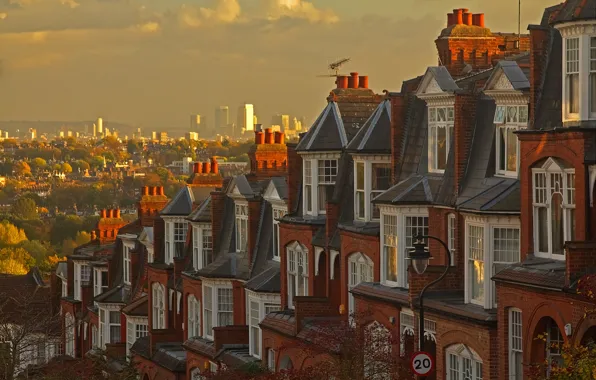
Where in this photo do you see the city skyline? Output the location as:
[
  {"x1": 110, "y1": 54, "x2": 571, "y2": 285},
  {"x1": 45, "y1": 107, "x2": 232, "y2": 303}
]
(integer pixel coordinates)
[{"x1": 0, "y1": 0, "x2": 552, "y2": 128}]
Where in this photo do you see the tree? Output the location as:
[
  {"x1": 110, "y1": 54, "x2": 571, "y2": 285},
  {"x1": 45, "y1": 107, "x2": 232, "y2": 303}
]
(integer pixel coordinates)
[
  {"x1": 28, "y1": 351, "x2": 139, "y2": 380},
  {"x1": 0, "y1": 248, "x2": 35, "y2": 274},
  {"x1": 0, "y1": 221, "x2": 27, "y2": 246},
  {"x1": 74, "y1": 231, "x2": 91, "y2": 246},
  {"x1": 31, "y1": 158, "x2": 47, "y2": 172},
  {"x1": 13, "y1": 162, "x2": 31, "y2": 177},
  {"x1": 11, "y1": 198, "x2": 38, "y2": 220},
  {"x1": 50, "y1": 215, "x2": 82, "y2": 245},
  {"x1": 61, "y1": 163, "x2": 73, "y2": 173}
]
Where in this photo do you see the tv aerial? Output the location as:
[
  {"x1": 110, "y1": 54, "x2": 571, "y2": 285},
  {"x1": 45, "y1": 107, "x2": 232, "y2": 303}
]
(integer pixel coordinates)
[{"x1": 316, "y1": 57, "x2": 351, "y2": 77}]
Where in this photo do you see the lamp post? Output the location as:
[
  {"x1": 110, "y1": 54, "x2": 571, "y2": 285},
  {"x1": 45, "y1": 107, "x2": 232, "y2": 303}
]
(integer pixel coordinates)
[{"x1": 407, "y1": 234, "x2": 452, "y2": 352}]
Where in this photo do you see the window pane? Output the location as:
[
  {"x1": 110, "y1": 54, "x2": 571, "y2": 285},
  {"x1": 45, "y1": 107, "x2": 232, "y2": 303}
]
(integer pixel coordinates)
[
  {"x1": 356, "y1": 162, "x2": 364, "y2": 190},
  {"x1": 538, "y1": 207, "x2": 548, "y2": 252},
  {"x1": 383, "y1": 214, "x2": 398, "y2": 282},
  {"x1": 318, "y1": 185, "x2": 328, "y2": 212},
  {"x1": 506, "y1": 129, "x2": 517, "y2": 172},
  {"x1": 468, "y1": 225, "x2": 484, "y2": 303},
  {"x1": 356, "y1": 191, "x2": 365, "y2": 219},
  {"x1": 498, "y1": 127, "x2": 506, "y2": 171},
  {"x1": 437, "y1": 126, "x2": 447, "y2": 170},
  {"x1": 552, "y1": 193, "x2": 564, "y2": 256},
  {"x1": 371, "y1": 164, "x2": 391, "y2": 191},
  {"x1": 569, "y1": 73, "x2": 580, "y2": 114}
]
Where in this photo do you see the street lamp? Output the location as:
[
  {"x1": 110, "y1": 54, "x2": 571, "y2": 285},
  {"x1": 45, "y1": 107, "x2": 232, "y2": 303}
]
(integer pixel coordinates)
[{"x1": 407, "y1": 234, "x2": 452, "y2": 352}]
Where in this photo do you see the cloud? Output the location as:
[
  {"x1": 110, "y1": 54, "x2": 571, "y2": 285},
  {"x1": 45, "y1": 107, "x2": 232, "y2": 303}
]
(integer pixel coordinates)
[
  {"x1": 263, "y1": 0, "x2": 338, "y2": 23},
  {"x1": 176, "y1": 0, "x2": 241, "y2": 28}
]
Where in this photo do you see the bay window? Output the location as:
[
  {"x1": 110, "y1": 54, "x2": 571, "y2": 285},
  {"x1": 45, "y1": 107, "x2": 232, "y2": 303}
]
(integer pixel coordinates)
[
  {"x1": 123, "y1": 245, "x2": 131, "y2": 284},
  {"x1": 509, "y1": 309, "x2": 522, "y2": 380},
  {"x1": 494, "y1": 105, "x2": 527, "y2": 176},
  {"x1": 354, "y1": 158, "x2": 391, "y2": 221},
  {"x1": 347, "y1": 253, "x2": 373, "y2": 316},
  {"x1": 302, "y1": 156, "x2": 338, "y2": 216},
  {"x1": 165, "y1": 219, "x2": 188, "y2": 264},
  {"x1": 192, "y1": 225, "x2": 212, "y2": 270},
  {"x1": 99, "y1": 307, "x2": 121, "y2": 349},
  {"x1": 202, "y1": 282, "x2": 233, "y2": 340},
  {"x1": 428, "y1": 106, "x2": 454, "y2": 173},
  {"x1": 532, "y1": 158, "x2": 575, "y2": 259},
  {"x1": 235, "y1": 203, "x2": 248, "y2": 253},
  {"x1": 152, "y1": 283, "x2": 165, "y2": 329},
  {"x1": 464, "y1": 217, "x2": 520, "y2": 309},
  {"x1": 247, "y1": 292, "x2": 281, "y2": 358},
  {"x1": 73, "y1": 262, "x2": 90, "y2": 301},
  {"x1": 446, "y1": 344, "x2": 483, "y2": 380},
  {"x1": 272, "y1": 207, "x2": 286, "y2": 261},
  {"x1": 65, "y1": 313, "x2": 75, "y2": 357},
  {"x1": 286, "y1": 242, "x2": 308, "y2": 309},
  {"x1": 380, "y1": 207, "x2": 428, "y2": 288},
  {"x1": 566, "y1": 37, "x2": 580, "y2": 116},
  {"x1": 93, "y1": 268, "x2": 108, "y2": 298},
  {"x1": 126, "y1": 318, "x2": 148, "y2": 357},
  {"x1": 187, "y1": 295, "x2": 201, "y2": 338}
]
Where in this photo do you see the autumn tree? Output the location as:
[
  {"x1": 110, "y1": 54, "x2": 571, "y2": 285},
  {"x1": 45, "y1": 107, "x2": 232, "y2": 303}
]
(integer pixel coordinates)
[
  {"x1": 12, "y1": 162, "x2": 31, "y2": 177},
  {"x1": 0, "y1": 248, "x2": 35, "y2": 275},
  {"x1": 0, "y1": 221, "x2": 27, "y2": 246},
  {"x1": 62, "y1": 162, "x2": 73, "y2": 173},
  {"x1": 30, "y1": 158, "x2": 47, "y2": 172},
  {"x1": 11, "y1": 197, "x2": 38, "y2": 220}
]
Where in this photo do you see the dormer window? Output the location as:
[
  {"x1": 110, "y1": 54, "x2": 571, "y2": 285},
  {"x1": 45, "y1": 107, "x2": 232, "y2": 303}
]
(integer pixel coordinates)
[
  {"x1": 428, "y1": 106, "x2": 454, "y2": 173},
  {"x1": 235, "y1": 203, "x2": 248, "y2": 253},
  {"x1": 354, "y1": 158, "x2": 391, "y2": 221},
  {"x1": 302, "y1": 156, "x2": 338, "y2": 216},
  {"x1": 566, "y1": 37, "x2": 580, "y2": 116},
  {"x1": 123, "y1": 245, "x2": 131, "y2": 285},
  {"x1": 494, "y1": 105, "x2": 528, "y2": 177},
  {"x1": 164, "y1": 218, "x2": 188, "y2": 264},
  {"x1": 272, "y1": 207, "x2": 286, "y2": 261},
  {"x1": 192, "y1": 224, "x2": 212, "y2": 270}
]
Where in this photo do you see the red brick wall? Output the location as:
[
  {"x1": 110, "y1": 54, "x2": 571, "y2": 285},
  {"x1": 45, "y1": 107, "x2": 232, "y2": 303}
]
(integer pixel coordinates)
[
  {"x1": 152, "y1": 216, "x2": 165, "y2": 263},
  {"x1": 134, "y1": 354, "x2": 182, "y2": 380},
  {"x1": 249, "y1": 143, "x2": 288, "y2": 179},
  {"x1": 214, "y1": 325, "x2": 249, "y2": 350},
  {"x1": 294, "y1": 297, "x2": 337, "y2": 334},
  {"x1": 390, "y1": 94, "x2": 407, "y2": 183},
  {"x1": 279, "y1": 222, "x2": 316, "y2": 309},
  {"x1": 182, "y1": 276, "x2": 202, "y2": 340},
  {"x1": 528, "y1": 26, "x2": 550, "y2": 128},
  {"x1": 454, "y1": 94, "x2": 477, "y2": 196},
  {"x1": 518, "y1": 131, "x2": 587, "y2": 259},
  {"x1": 210, "y1": 190, "x2": 226, "y2": 253},
  {"x1": 232, "y1": 280, "x2": 246, "y2": 325},
  {"x1": 147, "y1": 266, "x2": 170, "y2": 333},
  {"x1": 565, "y1": 241, "x2": 596, "y2": 286},
  {"x1": 340, "y1": 230, "x2": 380, "y2": 309}
]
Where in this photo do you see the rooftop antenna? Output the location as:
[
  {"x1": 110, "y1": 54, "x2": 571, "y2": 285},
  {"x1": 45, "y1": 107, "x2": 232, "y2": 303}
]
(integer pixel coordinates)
[
  {"x1": 316, "y1": 57, "x2": 351, "y2": 77},
  {"x1": 516, "y1": 0, "x2": 521, "y2": 49}
]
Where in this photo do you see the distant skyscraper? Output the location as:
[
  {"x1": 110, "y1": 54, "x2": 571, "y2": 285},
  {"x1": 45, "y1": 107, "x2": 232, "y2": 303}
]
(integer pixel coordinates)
[
  {"x1": 271, "y1": 114, "x2": 290, "y2": 131},
  {"x1": 215, "y1": 106, "x2": 229, "y2": 129},
  {"x1": 237, "y1": 104, "x2": 254, "y2": 134},
  {"x1": 190, "y1": 114, "x2": 201, "y2": 131},
  {"x1": 97, "y1": 117, "x2": 103, "y2": 135}
]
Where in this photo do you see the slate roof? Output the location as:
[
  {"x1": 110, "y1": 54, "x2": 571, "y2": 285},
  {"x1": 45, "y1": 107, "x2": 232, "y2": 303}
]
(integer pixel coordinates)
[
  {"x1": 296, "y1": 102, "x2": 347, "y2": 152},
  {"x1": 346, "y1": 99, "x2": 392, "y2": 154},
  {"x1": 260, "y1": 310, "x2": 296, "y2": 337},
  {"x1": 244, "y1": 261, "x2": 281, "y2": 293},
  {"x1": 121, "y1": 295, "x2": 148, "y2": 316},
  {"x1": 492, "y1": 256, "x2": 567, "y2": 290},
  {"x1": 417, "y1": 66, "x2": 460, "y2": 95},
  {"x1": 375, "y1": 174, "x2": 443, "y2": 205},
  {"x1": 187, "y1": 197, "x2": 211, "y2": 223},
  {"x1": 161, "y1": 185, "x2": 213, "y2": 216},
  {"x1": 268, "y1": 177, "x2": 289, "y2": 200},
  {"x1": 131, "y1": 337, "x2": 186, "y2": 373},
  {"x1": 550, "y1": 0, "x2": 596, "y2": 25},
  {"x1": 95, "y1": 284, "x2": 130, "y2": 304}
]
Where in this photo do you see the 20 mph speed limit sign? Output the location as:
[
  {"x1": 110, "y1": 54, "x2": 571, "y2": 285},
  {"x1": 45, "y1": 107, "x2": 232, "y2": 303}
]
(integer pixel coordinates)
[{"x1": 411, "y1": 351, "x2": 434, "y2": 376}]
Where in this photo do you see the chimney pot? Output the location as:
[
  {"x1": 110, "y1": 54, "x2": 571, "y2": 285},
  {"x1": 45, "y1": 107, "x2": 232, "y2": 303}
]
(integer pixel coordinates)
[
  {"x1": 115, "y1": 209, "x2": 121, "y2": 219},
  {"x1": 255, "y1": 131, "x2": 265, "y2": 145},
  {"x1": 142, "y1": 186, "x2": 149, "y2": 196},
  {"x1": 149, "y1": 186, "x2": 157, "y2": 196},
  {"x1": 447, "y1": 13, "x2": 454, "y2": 26},
  {"x1": 348, "y1": 72, "x2": 359, "y2": 88},
  {"x1": 454, "y1": 8, "x2": 463, "y2": 24},
  {"x1": 196, "y1": 162, "x2": 203, "y2": 174},
  {"x1": 203, "y1": 161, "x2": 211, "y2": 174},
  {"x1": 460, "y1": 8, "x2": 469, "y2": 13},
  {"x1": 158, "y1": 186, "x2": 165, "y2": 196},
  {"x1": 358, "y1": 76, "x2": 369, "y2": 89},
  {"x1": 477, "y1": 13, "x2": 485, "y2": 27},
  {"x1": 100, "y1": 209, "x2": 107, "y2": 218},
  {"x1": 463, "y1": 12, "x2": 472, "y2": 26},
  {"x1": 274, "y1": 131, "x2": 282, "y2": 144},
  {"x1": 265, "y1": 128, "x2": 274, "y2": 144},
  {"x1": 211, "y1": 157, "x2": 219, "y2": 174},
  {"x1": 278, "y1": 132, "x2": 285, "y2": 144},
  {"x1": 336, "y1": 76, "x2": 348, "y2": 89}
]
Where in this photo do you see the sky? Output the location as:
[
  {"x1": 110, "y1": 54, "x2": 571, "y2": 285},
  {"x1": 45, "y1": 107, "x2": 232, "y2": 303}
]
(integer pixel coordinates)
[{"x1": 0, "y1": 0, "x2": 556, "y2": 129}]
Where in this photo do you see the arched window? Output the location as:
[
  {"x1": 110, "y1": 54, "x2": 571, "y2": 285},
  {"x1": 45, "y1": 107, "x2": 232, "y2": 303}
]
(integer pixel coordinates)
[
  {"x1": 445, "y1": 343, "x2": 483, "y2": 380},
  {"x1": 287, "y1": 242, "x2": 308, "y2": 309},
  {"x1": 532, "y1": 158, "x2": 575, "y2": 259},
  {"x1": 64, "y1": 313, "x2": 75, "y2": 357},
  {"x1": 347, "y1": 253, "x2": 373, "y2": 316},
  {"x1": 152, "y1": 283, "x2": 165, "y2": 329},
  {"x1": 188, "y1": 295, "x2": 201, "y2": 338}
]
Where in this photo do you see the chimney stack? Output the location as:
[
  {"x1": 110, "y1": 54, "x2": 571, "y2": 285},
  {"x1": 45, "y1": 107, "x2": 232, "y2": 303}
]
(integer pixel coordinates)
[
  {"x1": 475, "y1": 13, "x2": 484, "y2": 27},
  {"x1": 150, "y1": 186, "x2": 157, "y2": 196},
  {"x1": 358, "y1": 76, "x2": 369, "y2": 89},
  {"x1": 211, "y1": 157, "x2": 219, "y2": 174},
  {"x1": 336, "y1": 76, "x2": 348, "y2": 89},
  {"x1": 348, "y1": 72, "x2": 359, "y2": 89},
  {"x1": 255, "y1": 131, "x2": 265, "y2": 145},
  {"x1": 447, "y1": 13, "x2": 454, "y2": 27}
]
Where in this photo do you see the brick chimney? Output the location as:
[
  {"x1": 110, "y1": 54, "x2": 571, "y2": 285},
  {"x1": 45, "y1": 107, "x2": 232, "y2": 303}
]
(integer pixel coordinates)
[
  {"x1": 565, "y1": 242, "x2": 596, "y2": 287},
  {"x1": 293, "y1": 297, "x2": 337, "y2": 335},
  {"x1": 213, "y1": 326, "x2": 249, "y2": 351},
  {"x1": 247, "y1": 198, "x2": 261, "y2": 270},
  {"x1": 454, "y1": 94, "x2": 478, "y2": 196},
  {"x1": 528, "y1": 25, "x2": 550, "y2": 128},
  {"x1": 390, "y1": 94, "x2": 408, "y2": 183},
  {"x1": 211, "y1": 189, "x2": 226, "y2": 253},
  {"x1": 138, "y1": 186, "x2": 169, "y2": 227},
  {"x1": 187, "y1": 158, "x2": 223, "y2": 187},
  {"x1": 97, "y1": 208, "x2": 127, "y2": 243},
  {"x1": 248, "y1": 130, "x2": 288, "y2": 180},
  {"x1": 152, "y1": 215, "x2": 165, "y2": 263}
]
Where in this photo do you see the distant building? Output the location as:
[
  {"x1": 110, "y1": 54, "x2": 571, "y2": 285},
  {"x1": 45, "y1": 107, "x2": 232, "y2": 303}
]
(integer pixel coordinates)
[
  {"x1": 186, "y1": 132, "x2": 199, "y2": 141},
  {"x1": 271, "y1": 114, "x2": 290, "y2": 131},
  {"x1": 190, "y1": 114, "x2": 201, "y2": 132},
  {"x1": 158, "y1": 132, "x2": 168, "y2": 143},
  {"x1": 215, "y1": 106, "x2": 229, "y2": 129},
  {"x1": 237, "y1": 103, "x2": 254, "y2": 134},
  {"x1": 97, "y1": 117, "x2": 103, "y2": 135}
]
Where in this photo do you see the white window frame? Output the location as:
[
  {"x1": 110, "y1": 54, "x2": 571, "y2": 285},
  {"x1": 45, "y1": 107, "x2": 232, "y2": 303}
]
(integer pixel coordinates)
[
  {"x1": 464, "y1": 215, "x2": 520, "y2": 309},
  {"x1": 93, "y1": 268, "x2": 108, "y2": 299},
  {"x1": 546, "y1": 319, "x2": 564, "y2": 375},
  {"x1": 91, "y1": 325, "x2": 98, "y2": 349},
  {"x1": 187, "y1": 294, "x2": 201, "y2": 338},
  {"x1": 508, "y1": 308, "x2": 522, "y2": 380},
  {"x1": 565, "y1": 36, "x2": 580, "y2": 119},
  {"x1": 399, "y1": 309, "x2": 415, "y2": 356},
  {"x1": 152, "y1": 283, "x2": 166, "y2": 329},
  {"x1": 192, "y1": 224, "x2": 212, "y2": 270},
  {"x1": 126, "y1": 316, "x2": 148, "y2": 358},
  {"x1": 235, "y1": 202, "x2": 249, "y2": 253},
  {"x1": 64, "y1": 312, "x2": 75, "y2": 357},
  {"x1": 532, "y1": 159, "x2": 575, "y2": 260},
  {"x1": 448, "y1": 213, "x2": 456, "y2": 266},
  {"x1": 98, "y1": 304, "x2": 122, "y2": 349},
  {"x1": 73, "y1": 261, "x2": 90, "y2": 301},
  {"x1": 494, "y1": 105, "x2": 528, "y2": 177},
  {"x1": 347, "y1": 253, "x2": 373, "y2": 317},
  {"x1": 164, "y1": 217, "x2": 188, "y2": 264},
  {"x1": 353, "y1": 156, "x2": 391, "y2": 222},
  {"x1": 445, "y1": 343, "x2": 483, "y2": 380},
  {"x1": 246, "y1": 291, "x2": 281, "y2": 359},
  {"x1": 201, "y1": 280, "x2": 233, "y2": 340},
  {"x1": 123, "y1": 244, "x2": 132, "y2": 285},
  {"x1": 286, "y1": 242, "x2": 309, "y2": 309},
  {"x1": 61, "y1": 279, "x2": 67, "y2": 298},
  {"x1": 301, "y1": 153, "x2": 339, "y2": 217},
  {"x1": 379, "y1": 206, "x2": 429, "y2": 288},
  {"x1": 267, "y1": 348, "x2": 276, "y2": 371},
  {"x1": 272, "y1": 206, "x2": 287, "y2": 261},
  {"x1": 427, "y1": 106, "x2": 454, "y2": 173}
]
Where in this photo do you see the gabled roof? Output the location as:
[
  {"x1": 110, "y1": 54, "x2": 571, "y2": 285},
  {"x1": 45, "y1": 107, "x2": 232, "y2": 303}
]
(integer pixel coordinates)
[
  {"x1": 416, "y1": 66, "x2": 460, "y2": 96},
  {"x1": 550, "y1": 0, "x2": 596, "y2": 25},
  {"x1": 296, "y1": 102, "x2": 347, "y2": 152},
  {"x1": 483, "y1": 61, "x2": 530, "y2": 92},
  {"x1": 121, "y1": 295, "x2": 148, "y2": 317},
  {"x1": 374, "y1": 174, "x2": 442, "y2": 205},
  {"x1": 188, "y1": 197, "x2": 212, "y2": 223},
  {"x1": 244, "y1": 261, "x2": 281, "y2": 293},
  {"x1": 95, "y1": 284, "x2": 130, "y2": 304},
  {"x1": 346, "y1": 99, "x2": 392, "y2": 154},
  {"x1": 161, "y1": 186, "x2": 213, "y2": 216},
  {"x1": 263, "y1": 177, "x2": 288, "y2": 202}
]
